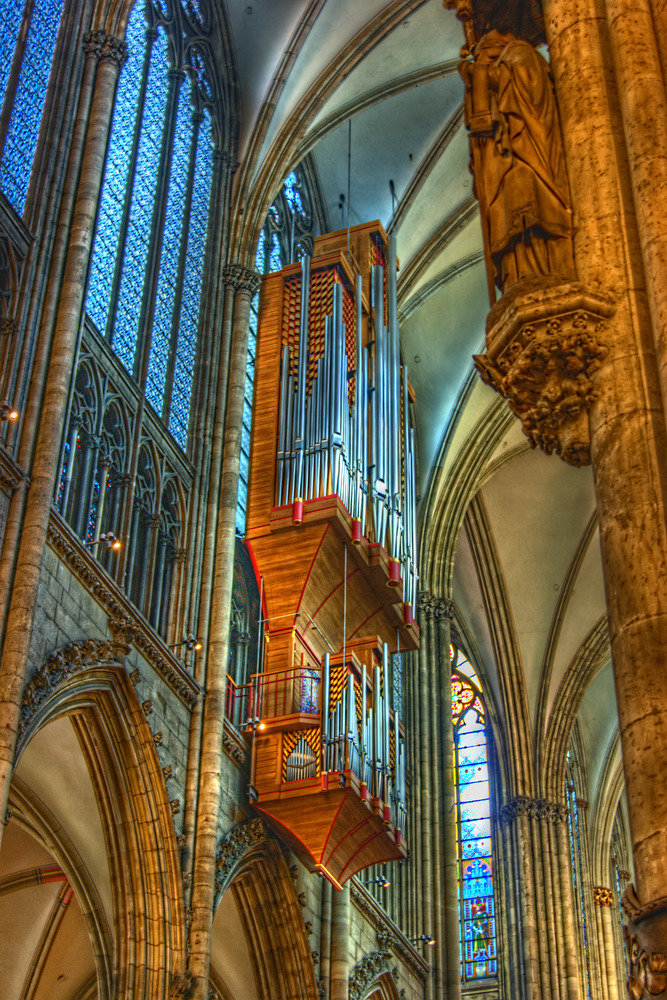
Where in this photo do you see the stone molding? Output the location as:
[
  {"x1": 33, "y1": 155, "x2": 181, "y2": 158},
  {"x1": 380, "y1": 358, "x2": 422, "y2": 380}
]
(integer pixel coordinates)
[
  {"x1": 350, "y1": 882, "x2": 429, "y2": 983},
  {"x1": 475, "y1": 279, "x2": 614, "y2": 467},
  {"x1": 215, "y1": 818, "x2": 268, "y2": 896},
  {"x1": 83, "y1": 30, "x2": 127, "y2": 67},
  {"x1": 499, "y1": 795, "x2": 568, "y2": 824},
  {"x1": 222, "y1": 723, "x2": 248, "y2": 768},
  {"x1": 348, "y1": 952, "x2": 390, "y2": 1000},
  {"x1": 47, "y1": 516, "x2": 200, "y2": 708},
  {"x1": 593, "y1": 886, "x2": 614, "y2": 907},
  {"x1": 222, "y1": 263, "x2": 260, "y2": 295},
  {"x1": 17, "y1": 638, "x2": 128, "y2": 745}
]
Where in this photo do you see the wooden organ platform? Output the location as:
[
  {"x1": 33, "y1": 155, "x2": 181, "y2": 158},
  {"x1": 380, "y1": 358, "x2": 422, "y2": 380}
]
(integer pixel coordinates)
[{"x1": 242, "y1": 221, "x2": 419, "y2": 888}]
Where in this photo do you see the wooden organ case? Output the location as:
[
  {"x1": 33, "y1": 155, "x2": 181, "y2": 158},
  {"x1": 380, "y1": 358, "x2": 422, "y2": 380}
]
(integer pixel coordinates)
[{"x1": 243, "y1": 221, "x2": 419, "y2": 888}]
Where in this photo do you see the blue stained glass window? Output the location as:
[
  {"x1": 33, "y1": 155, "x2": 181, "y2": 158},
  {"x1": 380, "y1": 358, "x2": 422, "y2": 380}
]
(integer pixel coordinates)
[
  {"x1": 112, "y1": 27, "x2": 169, "y2": 371},
  {"x1": 567, "y1": 755, "x2": 593, "y2": 1000},
  {"x1": 452, "y1": 653, "x2": 497, "y2": 981},
  {"x1": 269, "y1": 232, "x2": 282, "y2": 272},
  {"x1": 87, "y1": 0, "x2": 147, "y2": 335},
  {"x1": 284, "y1": 171, "x2": 304, "y2": 216},
  {"x1": 0, "y1": 4, "x2": 24, "y2": 114},
  {"x1": 0, "y1": 0, "x2": 62, "y2": 214},
  {"x1": 146, "y1": 83, "x2": 192, "y2": 418},
  {"x1": 169, "y1": 107, "x2": 213, "y2": 447}
]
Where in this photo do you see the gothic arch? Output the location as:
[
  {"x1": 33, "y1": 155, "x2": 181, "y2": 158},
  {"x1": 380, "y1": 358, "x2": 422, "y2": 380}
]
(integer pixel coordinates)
[
  {"x1": 13, "y1": 647, "x2": 186, "y2": 999},
  {"x1": 213, "y1": 820, "x2": 319, "y2": 1000},
  {"x1": 349, "y1": 952, "x2": 402, "y2": 1000}
]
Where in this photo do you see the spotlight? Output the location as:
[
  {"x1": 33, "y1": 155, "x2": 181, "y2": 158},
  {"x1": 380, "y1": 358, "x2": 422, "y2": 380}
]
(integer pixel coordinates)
[
  {"x1": 0, "y1": 403, "x2": 18, "y2": 421},
  {"x1": 411, "y1": 934, "x2": 436, "y2": 946},
  {"x1": 361, "y1": 875, "x2": 390, "y2": 889},
  {"x1": 88, "y1": 532, "x2": 121, "y2": 550},
  {"x1": 170, "y1": 635, "x2": 202, "y2": 652}
]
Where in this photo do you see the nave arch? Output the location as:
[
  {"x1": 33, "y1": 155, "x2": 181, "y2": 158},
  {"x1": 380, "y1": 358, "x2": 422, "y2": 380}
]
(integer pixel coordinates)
[
  {"x1": 211, "y1": 826, "x2": 319, "y2": 1000},
  {"x1": 1, "y1": 651, "x2": 186, "y2": 999}
]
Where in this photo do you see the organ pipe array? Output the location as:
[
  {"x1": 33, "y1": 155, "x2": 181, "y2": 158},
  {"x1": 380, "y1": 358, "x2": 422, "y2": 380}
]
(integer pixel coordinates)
[
  {"x1": 273, "y1": 235, "x2": 417, "y2": 609},
  {"x1": 321, "y1": 645, "x2": 407, "y2": 835}
]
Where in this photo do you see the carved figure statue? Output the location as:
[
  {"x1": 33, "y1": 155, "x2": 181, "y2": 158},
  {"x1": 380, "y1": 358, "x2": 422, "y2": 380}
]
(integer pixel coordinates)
[{"x1": 459, "y1": 30, "x2": 575, "y2": 294}]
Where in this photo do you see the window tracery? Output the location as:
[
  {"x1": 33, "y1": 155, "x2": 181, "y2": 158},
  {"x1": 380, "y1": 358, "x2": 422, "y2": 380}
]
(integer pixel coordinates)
[
  {"x1": 566, "y1": 747, "x2": 593, "y2": 1000},
  {"x1": 85, "y1": 0, "x2": 217, "y2": 450}
]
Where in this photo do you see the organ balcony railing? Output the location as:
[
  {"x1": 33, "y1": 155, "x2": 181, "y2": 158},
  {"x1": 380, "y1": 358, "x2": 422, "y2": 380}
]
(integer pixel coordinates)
[{"x1": 225, "y1": 638, "x2": 407, "y2": 887}]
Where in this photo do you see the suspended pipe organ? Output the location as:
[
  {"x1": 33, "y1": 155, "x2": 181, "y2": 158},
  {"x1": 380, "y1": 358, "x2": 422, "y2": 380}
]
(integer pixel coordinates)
[{"x1": 242, "y1": 221, "x2": 418, "y2": 887}]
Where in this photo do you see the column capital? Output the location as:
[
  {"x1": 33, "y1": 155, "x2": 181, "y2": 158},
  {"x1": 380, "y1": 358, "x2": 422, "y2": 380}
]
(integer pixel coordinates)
[
  {"x1": 500, "y1": 796, "x2": 568, "y2": 825},
  {"x1": 433, "y1": 597, "x2": 455, "y2": 622},
  {"x1": 217, "y1": 150, "x2": 240, "y2": 173},
  {"x1": 417, "y1": 590, "x2": 435, "y2": 618},
  {"x1": 622, "y1": 884, "x2": 667, "y2": 998},
  {"x1": 593, "y1": 886, "x2": 614, "y2": 907},
  {"x1": 83, "y1": 31, "x2": 127, "y2": 68},
  {"x1": 223, "y1": 263, "x2": 260, "y2": 295}
]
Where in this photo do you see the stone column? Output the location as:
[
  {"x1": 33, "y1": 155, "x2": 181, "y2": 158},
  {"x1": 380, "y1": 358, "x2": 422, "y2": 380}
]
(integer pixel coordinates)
[
  {"x1": 180, "y1": 268, "x2": 236, "y2": 905},
  {"x1": 188, "y1": 266, "x2": 259, "y2": 1000},
  {"x1": 329, "y1": 884, "x2": 350, "y2": 1000},
  {"x1": 544, "y1": 0, "x2": 667, "y2": 988},
  {"x1": 435, "y1": 599, "x2": 461, "y2": 1000},
  {"x1": 593, "y1": 886, "x2": 621, "y2": 998},
  {"x1": 416, "y1": 592, "x2": 435, "y2": 1000},
  {"x1": 0, "y1": 33, "x2": 125, "y2": 848}
]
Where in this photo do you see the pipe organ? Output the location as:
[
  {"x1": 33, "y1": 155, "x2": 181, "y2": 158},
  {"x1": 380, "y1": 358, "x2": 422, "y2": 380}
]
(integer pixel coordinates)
[{"x1": 243, "y1": 221, "x2": 419, "y2": 887}]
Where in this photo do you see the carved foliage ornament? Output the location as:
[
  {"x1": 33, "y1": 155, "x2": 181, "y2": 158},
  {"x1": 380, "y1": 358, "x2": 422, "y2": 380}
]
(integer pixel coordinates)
[
  {"x1": 623, "y1": 884, "x2": 667, "y2": 1000},
  {"x1": 349, "y1": 952, "x2": 390, "y2": 1000},
  {"x1": 593, "y1": 886, "x2": 614, "y2": 907},
  {"x1": 18, "y1": 638, "x2": 127, "y2": 744},
  {"x1": 476, "y1": 282, "x2": 614, "y2": 467},
  {"x1": 214, "y1": 818, "x2": 267, "y2": 896},
  {"x1": 500, "y1": 796, "x2": 568, "y2": 824}
]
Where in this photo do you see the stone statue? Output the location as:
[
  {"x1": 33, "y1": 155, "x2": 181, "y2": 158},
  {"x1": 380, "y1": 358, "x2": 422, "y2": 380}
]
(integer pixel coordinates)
[{"x1": 459, "y1": 29, "x2": 575, "y2": 294}]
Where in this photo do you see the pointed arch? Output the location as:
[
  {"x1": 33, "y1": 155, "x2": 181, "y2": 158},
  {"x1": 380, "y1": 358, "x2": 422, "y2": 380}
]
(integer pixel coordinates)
[
  {"x1": 14, "y1": 654, "x2": 186, "y2": 999},
  {"x1": 214, "y1": 820, "x2": 319, "y2": 1000}
]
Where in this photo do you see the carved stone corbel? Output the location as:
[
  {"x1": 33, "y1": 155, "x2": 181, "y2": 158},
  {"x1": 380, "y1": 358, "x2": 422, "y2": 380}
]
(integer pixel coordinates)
[
  {"x1": 623, "y1": 884, "x2": 667, "y2": 999},
  {"x1": 475, "y1": 279, "x2": 615, "y2": 466}
]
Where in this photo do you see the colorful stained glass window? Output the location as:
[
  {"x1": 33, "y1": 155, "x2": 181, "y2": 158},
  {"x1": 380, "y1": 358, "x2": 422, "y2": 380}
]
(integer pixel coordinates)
[
  {"x1": 452, "y1": 648, "x2": 497, "y2": 981},
  {"x1": 85, "y1": 0, "x2": 215, "y2": 451},
  {"x1": 0, "y1": 0, "x2": 63, "y2": 215},
  {"x1": 566, "y1": 752, "x2": 593, "y2": 1000}
]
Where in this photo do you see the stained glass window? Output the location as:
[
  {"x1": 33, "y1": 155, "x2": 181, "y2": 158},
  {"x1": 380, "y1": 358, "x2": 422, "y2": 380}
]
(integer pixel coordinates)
[
  {"x1": 236, "y1": 164, "x2": 316, "y2": 534},
  {"x1": 85, "y1": 0, "x2": 215, "y2": 451},
  {"x1": 566, "y1": 751, "x2": 593, "y2": 1000},
  {"x1": 452, "y1": 646, "x2": 497, "y2": 981},
  {"x1": 0, "y1": 0, "x2": 63, "y2": 215}
]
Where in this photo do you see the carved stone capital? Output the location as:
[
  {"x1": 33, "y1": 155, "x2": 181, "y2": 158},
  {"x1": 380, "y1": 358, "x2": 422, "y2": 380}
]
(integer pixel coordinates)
[
  {"x1": 624, "y1": 885, "x2": 667, "y2": 999},
  {"x1": 218, "y1": 150, "x2": 240, "y2": 173},
  {"x1": 0, "y1": 318, "x2": 16, "y2": 336},
  {"x1": 433, "y1": 597, "x2": 455, "y2": 623},
  {"x1": 593, "y1": 886, "x2": 614, "y2": 907},
  {"x1": 223, "y1": 263, "x2": 260, "y2": 295},
  {"x1": 417, "y1": 590, "x2": 435, "y2": 619},
  {"x1": 500, "y1": 795, "x2": 568, "y2": 824},
  {"x1": 83, "y1": 31, "x2": 127, "y2": 67},
  {"x1": 475, "y1": 280, "x2": 614, "y2": 466}
]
